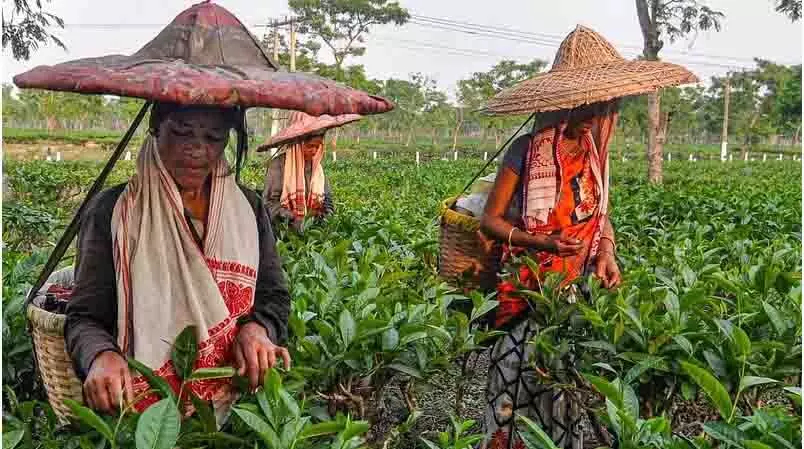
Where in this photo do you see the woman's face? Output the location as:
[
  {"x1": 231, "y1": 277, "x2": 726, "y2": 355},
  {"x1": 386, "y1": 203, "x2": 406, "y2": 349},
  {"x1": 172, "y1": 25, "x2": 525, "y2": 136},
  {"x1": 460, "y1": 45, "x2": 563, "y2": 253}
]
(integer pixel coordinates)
[
  {"x1": 157, "y1": 108, "x2": 231, "y2": 191},
  {"x1": 301, "y1": 134, "x2": 324, "y2": 160}
]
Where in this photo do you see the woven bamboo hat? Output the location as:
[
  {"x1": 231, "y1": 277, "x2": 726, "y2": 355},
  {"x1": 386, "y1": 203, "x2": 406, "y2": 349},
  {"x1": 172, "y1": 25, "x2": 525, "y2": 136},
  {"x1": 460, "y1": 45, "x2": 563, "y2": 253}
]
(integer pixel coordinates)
[
  {"x1": 257, "y1": 111, "x2": 362, "y2": 151},
  {"x1": 12, "y1": 1, "x2": 393, "y2": 116},
  {"x1": 482, "y1": 25, "x2": 698, "y2": 115}
]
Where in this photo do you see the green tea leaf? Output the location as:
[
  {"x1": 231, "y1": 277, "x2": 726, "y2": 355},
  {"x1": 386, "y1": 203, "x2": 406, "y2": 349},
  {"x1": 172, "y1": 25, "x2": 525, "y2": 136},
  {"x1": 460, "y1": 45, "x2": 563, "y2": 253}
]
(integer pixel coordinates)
[
  {"x1": 382, "y1": 328, "x2": 399, "y2": 351},
  {"x1": 135, "y1": 398, "x2": 181, "y2": 449},
  {"x1": 64, "y1": 399, "x2": 114, "y2": 443},
  {"x1": 232, "y1": 407, "x2": 281, "y2": 447},
  {"x1": 299, "y1": 421, "x2": 343, "y2": 439},
  {"x1": 339, "y1": 309, "x2": 356, "y2": 348},
  {"x1": 762, "y1": 301, "x2": 788, "y2": 335},
  {"x1": 731, "y1": 325, "x2": 752, "y2": 356},
  {"x1": 188, "y1": 367, "x2": 236, "y2": 381},
  {"x1": 171, "y1": 325, "x2": 198, "y2": 381},
  {"x1": 703, "y1": 422, "x2": 748, "y2": 446},
  {"x1": 387, "y1": 363, "x2": 423, "y2": 379},
  {"x1": 517, "y1": 415, "x2": 560, "y2": 449},
  {"x1": 680, "y1": 361, "x2": 733, "y2": 421},
  {"x1": 738, "y1": 376, "x2": 779, "y2": 392},
  {"x1": 583, "y1": 374, "x2": 623, "y2": 407},
  {"x1": 743, "y1": 440, "x2": 775, "y2": 449},
  {"x1": 470, "y1": 300, "x2": 498, "y2": 323},
  {"x1": 2, "y1": 430, "x2": 24, "y2": 449},
  {"x1": 579, "y1": 340, "x2": 617, "y2": 354},
  {"x1": 279, "y1": 388, "x2": 300, "y2": 418},
  {"x1": 624, "y1": 356, "x2": 666, "y2": 384},
  {"x1": 128, "y1": 358, "x2": 176, "y2": 401}
]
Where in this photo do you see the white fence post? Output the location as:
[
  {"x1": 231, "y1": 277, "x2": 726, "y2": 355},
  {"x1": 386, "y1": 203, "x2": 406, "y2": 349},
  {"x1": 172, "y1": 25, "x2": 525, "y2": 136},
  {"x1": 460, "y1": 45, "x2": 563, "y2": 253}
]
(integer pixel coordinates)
[
  {"x1": 729, "y1": 154, "x2": 733, "y2": 162},
  {"x1": 56, "y1": 152, "x2": 62, "y2": 162},
  {"x1": 763, "y1": 153, "x2": 767, "y2": 162},
  {"x1": 688, "y1": 153, "x2": 694, "y2": 161},
  {"x1": 744, "y1": 152, "x2": 748, "y2": 162},
  {"x1": 416, "y1": 151, "x2": 420, "y2": 167},
  {"x1": 483, "y1": 151, "x2": 488, "y2": 161},
  {"x1": 778, "y1": 154, "x2": 783, "y2": 161},
  {"x1": 453, "y1": 151, "x2": 458, "y2": 161},
  {"x1": 373, "y1": 151, "x2": 377, "y2": 160},
  {"x1": 668, "y1": 152, "x2": 672, "y2": 162},
  {"x1": 332, "y1": 151, "x2": 337, "y2": 162},
  {"x1": 125, "y1": 150, "x2": 132, "y2": 161}
]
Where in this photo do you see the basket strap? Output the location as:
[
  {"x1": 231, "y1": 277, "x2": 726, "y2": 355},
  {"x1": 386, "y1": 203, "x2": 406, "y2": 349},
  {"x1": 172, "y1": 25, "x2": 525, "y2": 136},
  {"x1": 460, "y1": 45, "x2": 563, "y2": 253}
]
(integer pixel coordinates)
[
  {"x1": 447, "y1": 112, "x2": 536, "y2": 210},
  {"x1": 25, "y1": 101, "x2": 153, "y2": 308}
]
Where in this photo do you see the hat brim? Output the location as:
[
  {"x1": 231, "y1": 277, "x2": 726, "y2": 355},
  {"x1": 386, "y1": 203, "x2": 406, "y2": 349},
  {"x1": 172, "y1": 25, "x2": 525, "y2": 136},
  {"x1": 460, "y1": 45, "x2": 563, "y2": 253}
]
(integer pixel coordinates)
[
  {"x1": 256, "y1": 114, "x2": 362, "y2": 151},
  {"x1": 13, "y1": 57, "x2": 394, "y2": 116},
  {"x1": 482, "y1": 60, "x2": 698, "y2": 115}
]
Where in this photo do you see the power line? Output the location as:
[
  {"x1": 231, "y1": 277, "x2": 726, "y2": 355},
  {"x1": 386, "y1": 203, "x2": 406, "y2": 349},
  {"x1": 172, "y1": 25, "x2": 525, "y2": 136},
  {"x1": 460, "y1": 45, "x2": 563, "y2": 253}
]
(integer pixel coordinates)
[{"x1": 410, "y1": 13, "x2": 800, "y2": 67}]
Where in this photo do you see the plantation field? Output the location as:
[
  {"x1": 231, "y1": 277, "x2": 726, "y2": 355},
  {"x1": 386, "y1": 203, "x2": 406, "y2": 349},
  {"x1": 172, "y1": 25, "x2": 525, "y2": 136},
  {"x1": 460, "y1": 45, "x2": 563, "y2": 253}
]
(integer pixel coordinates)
[
  {"x1": 3, "y1": 128, "x2": 802, "y2": 164},
  {"x1": 2, "y1": 155, "x2": 802, "y2": 449}
]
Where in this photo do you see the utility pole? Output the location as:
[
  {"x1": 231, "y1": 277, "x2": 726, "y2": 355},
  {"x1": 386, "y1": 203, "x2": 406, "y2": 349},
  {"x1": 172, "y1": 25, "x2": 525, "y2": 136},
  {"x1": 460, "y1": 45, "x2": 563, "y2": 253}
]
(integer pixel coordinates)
[
  {"x1": 269, "y1": 19, "x2": 281, "y2": 138},
  {"x1": 720, "y1": 72, "x2": 730, "y2": 161}
]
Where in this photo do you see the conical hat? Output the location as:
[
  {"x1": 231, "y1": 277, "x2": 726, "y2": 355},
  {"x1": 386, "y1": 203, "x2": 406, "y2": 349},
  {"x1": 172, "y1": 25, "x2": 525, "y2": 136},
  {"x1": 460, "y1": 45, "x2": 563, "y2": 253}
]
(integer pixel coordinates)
[
  {"x1": 12, "y1": 1, "x2": 393, "y2": 116},
  {"x1": 482, "y1": 25, "x2": 698, "y2": 115},
  {"x1": 256, "y1": 111, "x2": 362, "y2": 151}
]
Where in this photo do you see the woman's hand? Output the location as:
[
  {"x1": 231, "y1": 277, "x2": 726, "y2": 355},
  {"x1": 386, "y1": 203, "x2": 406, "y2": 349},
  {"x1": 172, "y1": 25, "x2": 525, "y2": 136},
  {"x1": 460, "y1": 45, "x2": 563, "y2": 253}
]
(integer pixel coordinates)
[
  {"x1": 234, "y1": 322, "x2": 291, "y2": 390},
  {"x1": 544, "y1": 233, "x2": 585, "y2": 257},
  {"x1": 594, "y1": 252, "x2": 622, "y2": 289},
  {"x1": 84, "y1": 351, "x2": 133, "y2": 415}
]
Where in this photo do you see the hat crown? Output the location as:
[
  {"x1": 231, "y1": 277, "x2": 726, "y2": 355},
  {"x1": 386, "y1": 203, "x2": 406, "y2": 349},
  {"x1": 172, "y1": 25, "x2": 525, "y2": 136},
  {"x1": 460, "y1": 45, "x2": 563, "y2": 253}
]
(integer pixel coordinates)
[
  {"x1": 551, "y1": 25, "x2": 623, "y2": 71},
  {"x1": 132, "y1": 1, "x2": 278, "y2": 69}
]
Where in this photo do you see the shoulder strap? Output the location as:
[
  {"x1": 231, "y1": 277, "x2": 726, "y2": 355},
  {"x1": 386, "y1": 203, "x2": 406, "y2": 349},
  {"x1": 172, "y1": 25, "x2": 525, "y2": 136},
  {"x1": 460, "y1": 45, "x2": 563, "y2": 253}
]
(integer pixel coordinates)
[
  {"x1": 448, "y1": 112, "x2": 536, "y2": 209},
  {"x1": 25, "y1": 101, "x2": 152, "y2": 306}
]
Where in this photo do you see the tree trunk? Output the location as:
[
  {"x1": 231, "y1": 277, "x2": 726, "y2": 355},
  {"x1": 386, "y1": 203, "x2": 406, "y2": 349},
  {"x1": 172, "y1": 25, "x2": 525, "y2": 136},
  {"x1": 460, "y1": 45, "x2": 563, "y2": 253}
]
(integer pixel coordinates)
[
  {"x1": 452, "y1": 109, "x2": 464, "y2": 152},
  {"x1": 647, "y1": 92, "x2": 663, "y2": 184},
  {"x1": 406, "y1": 128, "x2": 413, "y2": 147}
]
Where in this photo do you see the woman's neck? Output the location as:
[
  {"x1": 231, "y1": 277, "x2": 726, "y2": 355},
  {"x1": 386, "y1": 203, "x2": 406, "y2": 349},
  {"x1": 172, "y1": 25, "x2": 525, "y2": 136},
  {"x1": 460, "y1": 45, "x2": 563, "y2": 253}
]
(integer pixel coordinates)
[{"x1": 180, "y1": 177, "x2": 211, "y2": 221}]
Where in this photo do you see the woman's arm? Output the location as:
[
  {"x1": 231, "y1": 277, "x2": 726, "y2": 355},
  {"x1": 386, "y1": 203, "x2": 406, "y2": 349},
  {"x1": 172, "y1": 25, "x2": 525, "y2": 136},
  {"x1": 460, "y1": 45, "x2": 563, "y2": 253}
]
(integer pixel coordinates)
[
  {"x1": 65, "y1": 188, "x2": 125, "y2": 381},
  {"x1": 480, "y1": 166, "x2": 553, "y2": 249},
  {"x1": 248, "y1": 193, "x2": 291, "y2": 344}
]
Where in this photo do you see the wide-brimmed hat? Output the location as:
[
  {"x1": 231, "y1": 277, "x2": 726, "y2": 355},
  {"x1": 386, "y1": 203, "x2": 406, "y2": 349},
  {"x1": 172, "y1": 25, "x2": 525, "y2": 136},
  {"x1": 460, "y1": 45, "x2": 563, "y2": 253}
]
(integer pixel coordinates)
[
  {"x1": 482, "y1": 25, "x2": 698, "y2": 115},
  {"x1": 257, "y1": 111, "x2": 362, "y2": 151},
  {"x1": 12, "y1": 1, "x2": 393, "y2": 116}
]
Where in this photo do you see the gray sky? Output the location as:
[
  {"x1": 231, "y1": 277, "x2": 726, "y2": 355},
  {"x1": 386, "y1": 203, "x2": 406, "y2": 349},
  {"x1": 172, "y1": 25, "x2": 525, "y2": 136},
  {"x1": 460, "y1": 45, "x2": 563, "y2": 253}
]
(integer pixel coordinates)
[{"x1": 3, "y1": 0, "x2": 801, "y2": 100}]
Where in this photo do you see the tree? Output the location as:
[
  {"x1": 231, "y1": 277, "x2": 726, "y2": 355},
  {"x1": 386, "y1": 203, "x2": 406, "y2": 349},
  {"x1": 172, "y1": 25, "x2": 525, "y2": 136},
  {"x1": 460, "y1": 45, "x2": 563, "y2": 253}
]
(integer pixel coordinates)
[
  {"x1": 289, "y1": 0, "x2": 409, "y2": 80},
  {"x1": 634, "y1": 0, "x2": 724, "y2": 183},
  {"x1": 775, "y1": 0, "x2": 801, "y2": 21},
  {"x1": 2, "y1": 0, "x2": 65, "y2": 61},
  {"x1": 457, "y1": 59, "x2": 546, "y2": 148}
]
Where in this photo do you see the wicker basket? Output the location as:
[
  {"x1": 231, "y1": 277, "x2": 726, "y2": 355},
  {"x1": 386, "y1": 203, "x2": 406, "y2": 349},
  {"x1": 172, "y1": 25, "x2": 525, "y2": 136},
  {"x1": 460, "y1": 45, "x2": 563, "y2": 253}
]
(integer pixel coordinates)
[
  {"x1": 438, "y1": 197, "x2": 501, "y2": 291},
  {"x1": 27, "y1": 268, "x2": 83, "y2": 424}
]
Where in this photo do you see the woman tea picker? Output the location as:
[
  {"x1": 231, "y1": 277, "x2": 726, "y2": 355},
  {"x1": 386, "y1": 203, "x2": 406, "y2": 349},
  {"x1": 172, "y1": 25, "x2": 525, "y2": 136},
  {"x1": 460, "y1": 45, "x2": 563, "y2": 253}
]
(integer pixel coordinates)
[
  {"x1": 259, "y1": 112, "x2": 361, "y2": 231},
  {"x1": 13, "y1": 1, "x2": 393, "y2": 421},
  {"x1": 477, "y1": 26, "x2": 697, "y2": 448}
]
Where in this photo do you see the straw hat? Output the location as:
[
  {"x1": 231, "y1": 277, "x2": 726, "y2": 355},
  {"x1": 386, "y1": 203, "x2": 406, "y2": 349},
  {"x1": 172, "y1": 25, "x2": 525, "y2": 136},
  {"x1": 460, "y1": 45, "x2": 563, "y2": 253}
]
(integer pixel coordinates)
[
  {"x1": 12, "y1": 1, "x2": 393, "y2": 116},
  {"x1": 482, "y1": 25, "x2": 698, "y2": 115},
  {"x1": 257, "y1": 111, "x2": 362, "y2": 151}
]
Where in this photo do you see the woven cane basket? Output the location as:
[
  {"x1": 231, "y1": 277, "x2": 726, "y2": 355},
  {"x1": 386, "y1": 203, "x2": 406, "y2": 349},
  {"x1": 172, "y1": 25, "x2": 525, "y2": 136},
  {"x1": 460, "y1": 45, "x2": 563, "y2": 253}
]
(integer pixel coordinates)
[
  {"x1": 26, "y1": 268, "x2": 83, "y2": 424},
  {"x1": 439, "y1": 197, "x2": 501, "y2": 291}
]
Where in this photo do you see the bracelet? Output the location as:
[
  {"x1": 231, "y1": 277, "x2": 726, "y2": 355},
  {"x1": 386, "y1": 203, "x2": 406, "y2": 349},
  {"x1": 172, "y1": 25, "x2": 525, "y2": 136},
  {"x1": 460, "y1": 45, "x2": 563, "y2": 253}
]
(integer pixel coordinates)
[
  {"x1": 600, "y1": 236, "x2": 616, "y2": 252},
  {"x1": 508, "y1": 226, "x2": 518, "y2": 247}
]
